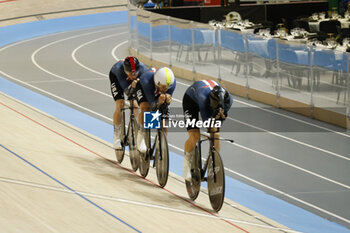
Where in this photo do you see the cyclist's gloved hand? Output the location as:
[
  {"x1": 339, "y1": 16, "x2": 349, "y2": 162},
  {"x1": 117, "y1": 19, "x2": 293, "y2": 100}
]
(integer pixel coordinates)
[
  {"x1": 125, "y1": 79, "x2": 140, "y2": 98},
  {"x1": 151, "y1": 102, "x2": 159, "y2": 111},
  {"x1": 158, "y1": 94, "x2": 166, "y2": 105},
  {"x1": 131, "y1": 79, "x2": 139, "y2": 89},
  {"x1": 125, "y1": 84, "x2": 135, "y2": 98},
  {"x1": 159, "y1": 103, "x2": 169, "y2": 115},
  {"x1": 151, "y1": 102, "x2": 168, "y2": 113},
  {"x1": 214, "y1": 108, "x2": 226, "y2": 120},
  {"x1": 165, "y1": 94, "x2": 172, "y2": 105}
]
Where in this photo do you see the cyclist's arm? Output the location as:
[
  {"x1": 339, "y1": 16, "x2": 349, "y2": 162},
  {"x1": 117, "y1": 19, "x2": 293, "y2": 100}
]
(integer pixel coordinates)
[
  {"x1": 165, "y1": 79, "x2": 176, "y2": 96},
  {"x1": 223, "y1": 91, "x2": 233, "y2": 117},
  {"x1": 116, "y1": 73, "x2": 130, "y2": 92},
  {"x1": 196, "y1": 91, "x2": 211, "y2": 121},
  {"x1": 139, "y1": 73, "x2": 158, "y2": 109},
  {"x1": 198, "y1": 103, "x2": 211, "y2": 122},
  {"x1": 124, "y1": 83, "x2": 135, "y2": 97}
]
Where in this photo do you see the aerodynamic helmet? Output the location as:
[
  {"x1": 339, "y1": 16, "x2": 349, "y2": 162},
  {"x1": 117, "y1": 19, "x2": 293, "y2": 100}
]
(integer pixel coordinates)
[
  {"x1": 123, "y1": 56, "x2": 140, "y2": 74},
  {"x1": 154, "y1": 67, "x2": 175, "y2": 87},
  {"x1": 209, "y1": 85, "x2": 225, "y2": 110}
]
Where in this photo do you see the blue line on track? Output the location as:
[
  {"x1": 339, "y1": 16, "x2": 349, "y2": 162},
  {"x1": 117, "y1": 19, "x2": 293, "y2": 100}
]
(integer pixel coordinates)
[{"x1": 0, "y1": 143, "x2": 141, "y2": 233}]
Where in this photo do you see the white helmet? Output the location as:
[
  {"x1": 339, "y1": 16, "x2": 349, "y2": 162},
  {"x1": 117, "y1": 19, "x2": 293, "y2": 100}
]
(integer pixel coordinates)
[{"x1": 154, "y1": 67, "x2": 175, "y2": 88}]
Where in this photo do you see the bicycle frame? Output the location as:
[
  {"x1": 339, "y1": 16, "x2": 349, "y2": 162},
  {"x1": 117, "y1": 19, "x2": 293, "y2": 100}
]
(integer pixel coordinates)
[
  {"x1": 198, "y1": 130, "x2": 234, "y2": 182},
  {"x1": 145, "y1": 119, "x2": 165, "y2": 166},
  {"x1": 121, "y1": 98, "x2": 138, "y2": 146},
  {"x1": 138, "y1": 102, "x2": 170, "y2": 186}
]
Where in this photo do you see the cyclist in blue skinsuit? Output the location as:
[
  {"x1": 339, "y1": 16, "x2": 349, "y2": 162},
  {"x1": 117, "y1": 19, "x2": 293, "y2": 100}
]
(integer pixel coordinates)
[
  {"x1": 109, "y1": 56, "x2": 147, "y2": 149},
  {"x1": 182, "y1": 80, "x2": 233, "y2": 181},
  {"x1": 130, "y1": 67, "x2": 176, "y2": 153}
]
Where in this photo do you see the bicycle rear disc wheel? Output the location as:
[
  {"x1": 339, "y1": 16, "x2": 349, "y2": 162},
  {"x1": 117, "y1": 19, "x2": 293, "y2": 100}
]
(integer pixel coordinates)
[
  {"x1": 115, "y1": 117, "x2": 125, "y2": 163},
  {"x1": 155, "y1": 131, "x2": 169, "y2": 188},
  {"x1": 139, "y1": 129, "x2": 150, "y2": 178},
  {"x1": 207, "y1": 149, "x2": 225, "y2": 212},
  {"x1": 128, "y1": 118, "x2": 139, "y2": 172},
  {"x1": 185, "y1": 145, "x2": 201, "y2": 201}
]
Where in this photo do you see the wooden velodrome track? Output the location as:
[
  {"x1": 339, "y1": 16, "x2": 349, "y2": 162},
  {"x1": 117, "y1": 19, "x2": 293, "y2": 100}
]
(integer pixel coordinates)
[{"x1": 1, "y1": 1, "x2": 350, "y2": 233}]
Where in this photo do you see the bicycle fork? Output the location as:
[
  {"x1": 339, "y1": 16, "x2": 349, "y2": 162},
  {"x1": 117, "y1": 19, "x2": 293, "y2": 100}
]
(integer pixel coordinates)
[
  {"x1": 151, "y1": 130, "x2": 163, "y2": 167},
  {"x1": 130, "y1": 115, "x2": 136, "y2": 147},
  {"x1": 121, "y1": 108, "x2": 127, "y2": 147},
  {"x1": 144, "y1": 128, "x2": 156, "y2": 167},
  {"x1": 199, "y1": 140, "x2": 217, "y2": 183}
]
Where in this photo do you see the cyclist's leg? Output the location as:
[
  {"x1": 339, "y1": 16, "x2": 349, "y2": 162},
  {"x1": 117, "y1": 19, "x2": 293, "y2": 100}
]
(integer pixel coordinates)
[
  {"x1": 183, "y1": 93, "x2": 200, "y2": 180},
  {"x1": 130, "y1": 99, "x2": 139, "y2": 117},
  {"x1": 137, "y1": 101, "x2": 151, "y2": 153},
  {"x1": 183, "y1": 129, "x2": 200, "y2": 181},
  {"x1": 135, "y1": 84, "x2": 149, "y2": 128},
  {"x1": 114, "y1": 99, "x2": 125, "y2": 125},
  {"x1": 138, "y1": 101, "x2": 151, "y2": 126},
  {"x1": 113, "y1": 100, "x2": 125, "y2": 149},
  {"x1": 110, "y1": 72, "x2": 125, "y2": 149},
  {"x1": 185, "y1": 129, "x2": 200, "y2": 154},
  {"x1": 183, "y1": 93, "x2": 200, "y2": 154}
]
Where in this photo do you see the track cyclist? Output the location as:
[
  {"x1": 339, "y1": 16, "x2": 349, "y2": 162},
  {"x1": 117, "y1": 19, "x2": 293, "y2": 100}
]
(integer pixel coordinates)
[
  {"x1": 109, "y1": 56, "x2": 147, "y2": 150},
  {"x1": 131, "y1": 67, "x2": 176, "y2": 153},
  {"x1": 182, "y1": 80, "x2": 233, "y2": 181}
]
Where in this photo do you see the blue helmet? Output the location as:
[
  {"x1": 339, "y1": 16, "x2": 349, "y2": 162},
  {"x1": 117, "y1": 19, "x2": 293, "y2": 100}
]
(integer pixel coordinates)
[{"x1": 209, "y1": 85, "x2": 225, "y2": 110}]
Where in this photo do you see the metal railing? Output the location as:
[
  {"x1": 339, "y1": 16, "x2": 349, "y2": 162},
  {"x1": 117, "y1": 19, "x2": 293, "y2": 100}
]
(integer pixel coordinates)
[{"x1": 127, "y1": 2, "x2": 350, "y2": 128}]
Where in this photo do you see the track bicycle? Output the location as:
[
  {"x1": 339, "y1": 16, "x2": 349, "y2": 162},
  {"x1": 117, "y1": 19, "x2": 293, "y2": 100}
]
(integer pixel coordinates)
[
  {"x1": 185, "y1": 128, "x2": 233, "y2": 212},
  {"x1": 139, "y1": 104, "x2": 170, "y2": 188},
  {"x1": 115, "y1": 91, "x2": 140, "y2": 172}
]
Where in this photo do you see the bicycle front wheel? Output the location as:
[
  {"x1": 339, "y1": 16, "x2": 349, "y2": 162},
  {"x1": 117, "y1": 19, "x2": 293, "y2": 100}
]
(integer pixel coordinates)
[
  {"x1": 115, "y1": 114, "x2": 125, "y2": 163},
  {"x1": 185, "y1": 145, "x2": 201, "y2": 201},
  {"x1": 128, "y1": 118, "x2": 139, "y2": 172},
  {"x1": 155, "y1": 130, "x2": 169, "y2": 188},
  {"x1": 139, "y1": 129, "x2": 150, "y2": 178},
  {"x1": 207, "y1": 149, "x2": 225, "y2": 212}
]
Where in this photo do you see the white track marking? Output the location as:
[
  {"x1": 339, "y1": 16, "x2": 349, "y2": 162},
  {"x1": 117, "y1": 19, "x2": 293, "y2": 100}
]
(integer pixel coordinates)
[
  {"x1": 72, "y1": 38, "x2": 183, "y2": 105},
  {"x1": 72, "y1": 33, "x2": 127, "y2": 77},
  {"x1": 27, "y1": 78, "x2": 105, "y2": 84},
  {"x1": 224, "y1": 166, "x2": 350, "y2": 225},
  {"x1": 111, "y1": 40, "x2": 128, "y2": 61},
  {"x1": 227, "y1": 116, "x2": 350, "y2": 161},
  {"x1": 0, "y1": 26, "x2": 123, "y2": 52},
  {"x1": 0, "y1": 177, "x2": 300, "y2": 233},
  {"x1": 233, "y1": 99, "x2": 350, "y2": 138},
  {"x1": 31, "y1": 29, "x2": 118, "y2": 97},
  {"x1": 232, "y1": 142, "x2": 350, "y2": 190},
  {"x1": 0, "y1": 70, "x2": 111, "y2": 122}
]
